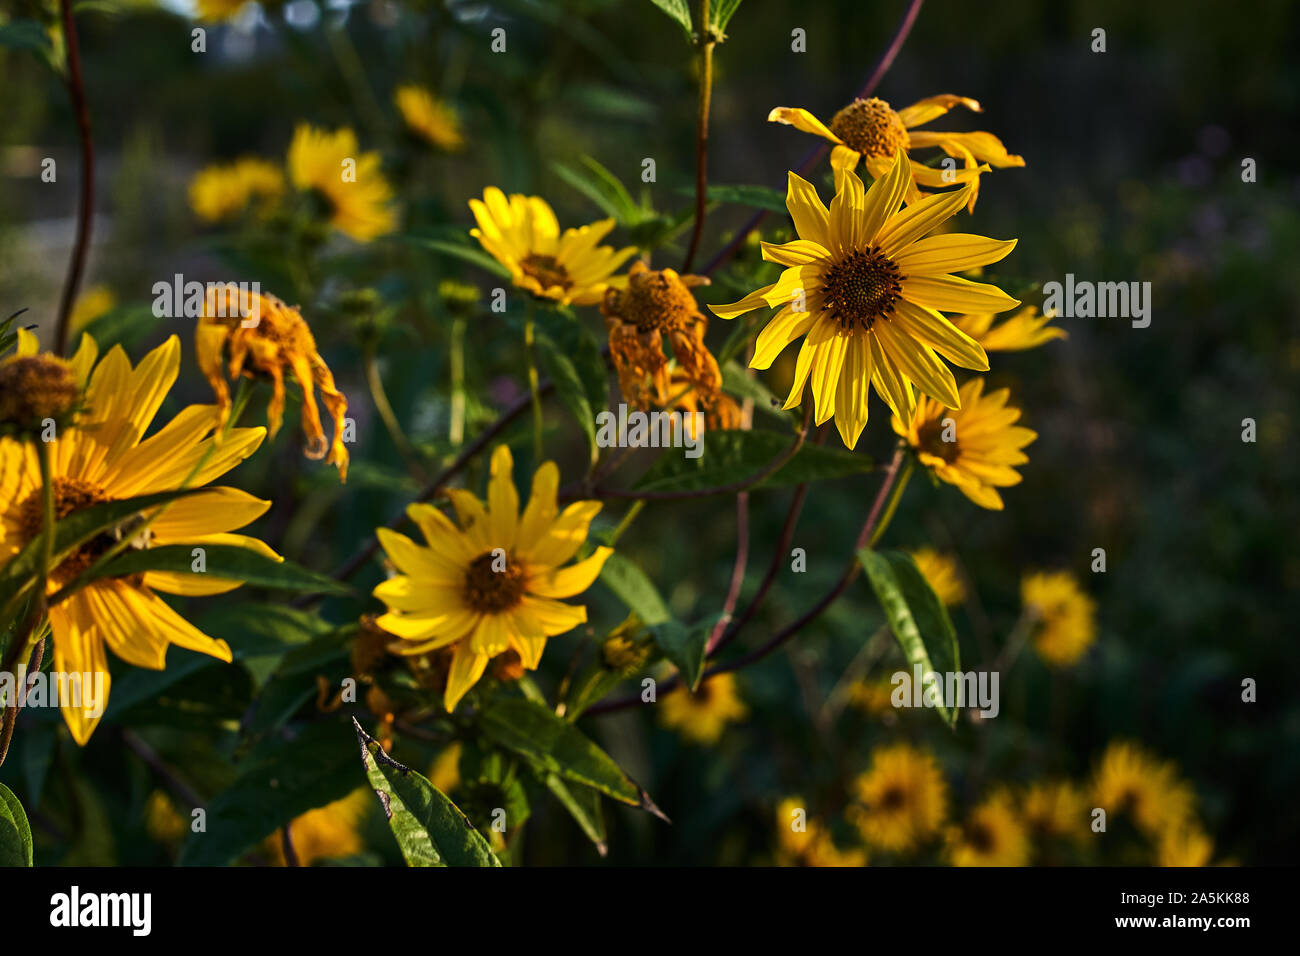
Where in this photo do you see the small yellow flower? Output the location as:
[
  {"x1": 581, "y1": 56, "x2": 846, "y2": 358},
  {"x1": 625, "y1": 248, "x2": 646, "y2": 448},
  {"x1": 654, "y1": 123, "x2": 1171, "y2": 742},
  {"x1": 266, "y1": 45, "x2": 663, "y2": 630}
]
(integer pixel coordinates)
[
  {"x1": 144, "y1": 791, "x2": 188, "y2": 845},
  {"x1": 768, "y1": 94, "x2": 1024, "y2": 211},
  {"x1": 1021, "y1": 780, "x2": 1089, "y2": 844},
  {"x1": 657, "y1": 672, "x2": 748, "y2": 745},
  {"x1": 1157, "y1": 825, "x2": 1215, "y2": 867},
  {"x1": 711, "y1": 151, "x2": 1018, "y2": 449},
  {"x1": 267, "y1": 789, "x2": 371, "y2": 866},
  {"x1": 189, "y1": 157, "x2": 285, "y2": 223},
  {"x1": 287, "y1": 124, "x2": 396, "y2": 242},
  {"x1": 908, "y1": 547, "x2": 965, "y2": 606},
  {"x1": 0, "y1": 350, "x2": 80, "y2": 433},
  {"x1": 1021, "y1": 570, "x2": 1096, "y2": 666},
  {"x1": 1092, "y1": 741, "x2": 1195, "y2": 839},
  {"x1": 775, "y1": 798, "x2": 867, "y2": 867},
  {"x1": 394, "y1": 85, "x2": 465, "y2": 151},
  {"x1": 0, "y1": 331, "x2": 274, "y2": 744},
  {"x1": 845, "y1": 677, "x2": 899, "y2": 717},
  {"x1": 946, "y1": 791, "x2": 1030, "y2": 866},
  {"x1": 197, "y1": 286, "x2": 351, "y2": 480},
  {"x1": 195, "y1": 0, "x2": 250, "y2": 23},
  {"x1": 894, "y1": 377, "x2": 1036, "y2": 511},
  {"x1": 372, "y1": 445, "x2": 613, "y2": 712},
  {"x1": 848, "y1": 742, "x2": 948, "y2": 853},
  {"x1": 68, "y1": 285, "x2": 116, "y2": 334},
  {"x1": 469, "y1": 187, "x2": 636, "y2": 306},
  {"x1": 952, "y1": 305, "x2": 1067, "y2": 352}
]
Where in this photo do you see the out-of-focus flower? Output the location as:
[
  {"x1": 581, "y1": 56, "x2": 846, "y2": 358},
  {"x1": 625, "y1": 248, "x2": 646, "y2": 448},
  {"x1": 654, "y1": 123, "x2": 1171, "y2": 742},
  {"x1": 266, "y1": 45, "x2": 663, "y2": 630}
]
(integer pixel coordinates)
[
  {"x1": 846, "y1": 677, "x2": 900, "y2": 718},
  {"x1": 946, "y1": 791, "x2": 1030, "y2": 866},
  {"x1": 197, "y1": 286, "x2": 350, "y2": 480},
  {"x1": 195, "y1": 0, "x2": 251, "y2": 23},
  {"x1": 0, "y1": 348, "x2": 80, "y2": 435},
  {"x1": 288, "y1": 124, "x2": 396, "y2": 242},
  {"x1": 895, "y1": 377, "x2": 1036, "y2": 511},
  {"x1": 144, "y1": 791, "x2": 188, "y2": 845},
  {"x1": 189, "y1": 157, "x2": 285, "y2": 223},
  {"x1": 267, "y1": 789, "x2": 371, "y2": 866},
  {"x1": 394, "y1": 85, "x2": 465, "y2": 151},
  {"x1": 952, "y1": 305, "x2": 1067, "y2": 352},
  {"x1": 372, "y1": 445, "x2": 612, "y2": 711},
  {"x1": 1021, "y1": 570, "x2": 1096, "y2": 666},
  {"x1": 711, "y1": 151, "x2": 1017, "y2": 448},
  {"x1": 908, "y1": 547, "x2": 966, "y2": 606},
  {"x1": 775, "y1": 797, "x2": 867, "y2": 867},
  {"x1": 768, "y1": 94, "x2": 1024, "y2": 211},
  {"x1": 0, "y1": 331, "x2": 273, "y2": 744},
  {"x1": 657, "y1": 672, "x2": 748, "y2": 745},
  {"x1": 428, "y1": 742, "x2": 463, "y2": 795},
  {"x1": 469, "y1": 187, "x2": 636, "y2": 306},
  {"x1": 1092, "y1": 741, "x2": 1195, "y2": 839},
  {"x1": 848, "y1": 742, "x2": 948, "y2": 853},
  {"x1": 1021, "y1": 779, "x2": 1089, "y2": 844},
  {"x1": 68, "y1": 285, "x2": 116, "y2": 335},
  {"x1": 1157, "y1": 825, "x2": 1215, "y2": 867}
]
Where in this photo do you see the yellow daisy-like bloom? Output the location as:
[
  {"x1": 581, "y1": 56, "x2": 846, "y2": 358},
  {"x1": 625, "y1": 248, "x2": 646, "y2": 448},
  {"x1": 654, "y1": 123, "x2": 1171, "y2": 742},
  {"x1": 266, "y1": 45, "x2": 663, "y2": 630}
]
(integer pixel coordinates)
[
  {"x1": 394, "y1": 85, "x2": 465, "y2": 152},
  {"x1": 1157, "y1": 825, "x2": 1215, "y2": 867},
  {"x1": 775, "y1": 798, "x2": 867, "y2": 867},
  {"x1": 287, "y1": 124, "x2": 396, "y2": 243},
  {"x1": 946, "y1": 791, "x2": 1030, "y2": 867},
  {"x1": 1021, "y1": 570, "x2": 1096, "y2": 666},
  {"x1": 197, "y1": 286, "x2": 350, "y2": 480},
  {"x1": 908, "y1": 547, "x2": 965, "y2": 606},
  {"x1": 768, "y1": 94, "x2": 1024, "y2": 211},
  {"x1": 267, "y1": 788, "x2": 371, "y2": 866},
  {"x1": 953, "y1": 305, "x2": 1067, "y2": 352},
  {"x1": 1092, "y1": 741, "x2": 1195, "y2": 839},
  {"x1": 1021, "y1": 779, "x2": 1089, "y2": 844},
  {"x1": 710, "y1": 150, "x2": 1019, "y2": 449},
  {"x1": 469, "y1": 187, "x2": 637, "y2": 307},
  {"x1": 848, "y1": 742, "x2": 948, "y2": 853},
  {"x1": 657, "y1": 672, "x2": 748, "y2": 745},
  {"x1": 0, "y1": 331, "x2": 273, "y2": 745},
  {"x1": 68, "y1": 285, "x2": 116, "y2": 335},
  {"x1": 188, "y1": 157, "x2": 285, "y2": 224},
  {"x1": 372, "y1": 445, "x2": 613, "y2": 712},
  {"x1": 846, "y1": 676, "x2": 900, "y2": 718},
  {"x1": 195, "y1": 0, "x2": 250, "y2": 23},
  {"x1": 894, "y1": 377, "x2": 1036, "y2": 510}
]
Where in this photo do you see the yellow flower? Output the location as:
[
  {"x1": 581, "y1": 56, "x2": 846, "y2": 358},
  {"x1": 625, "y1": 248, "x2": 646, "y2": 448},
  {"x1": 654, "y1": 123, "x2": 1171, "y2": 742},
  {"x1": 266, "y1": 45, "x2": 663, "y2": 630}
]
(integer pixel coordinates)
[
  {"x1": 1021, "y1": 780, "x2": 1088, "y2": 844},
  {"x1": 775, "y1": 798, "x2": 867, "y2": 867},
  {"x1": 1092, "y1": 741, "x2": 1195, "y2": 839},
  {"x1": 188, "y1": 157, "x2": 284, "y2": 223},
  {"x1": 848, "y1": 742, "x2": 948, "y2": 853},
  {"x1": 908, "y1": 547, "x2": 965, "y2": 606},
  {"x1": 0, "y1": 331, "x2": 273, "y2": 745},
  {"x1": 195, "y1": 0, "x2": 250, "y2": 23},
  {"x1": 768, "y1": 94, "x2": 1024, "y2": 211},
  {"x1": 267, "y1": 788, "x2": 371, "y2": 866},
  {"x1": 946, "y1": 791, "x2": 1030, "y2": 866},
  {"x1": 0, "y1": 350, "x2": 80, "y2": 432},
  {"x1": 287, "y1": 124, "x2": 396, "y2": 242},
  {"x1": 372, "y1": 445, "x2": 612, "y2": 712},
  {"x1": 144, "y1": 791, "x2": 188, "y2": 844},
  {"x1": 1021, "y1": 570, "x2": 1096, "y2": 666},
  {"x1": 952, "y1": 305, "x2": 1067, "y2": 352},
  {"x1": 846, "y1": 677, "x2": 899, "y2": 717},
  {"x1": 197, "y1": 286, "x2": 351, "y2": 480},
  {"x1": 894, "y1": 377, "x2": 1036, "y2": 510},
  {"x1": 469, "y1": 187, "x2": 636, "y2": 306},
  {"x1": 657, "y1": 672, "x2": 748, "y2": 745},
  {"x1": 394, "y1": 85, "x2": 465, "y2": 151},
  {"x1": 710, "y1": 151, "x2": 1019, "y2": 449},
  {"x1": 428, "y1": 742, "x2": 463, "y2": 794},
  {"x1": 68, "y1": 285, "x2": 116, "y2": 334},
  {"x1": 1157, "y1": 826, "x2": 1215, "y2": 867}
]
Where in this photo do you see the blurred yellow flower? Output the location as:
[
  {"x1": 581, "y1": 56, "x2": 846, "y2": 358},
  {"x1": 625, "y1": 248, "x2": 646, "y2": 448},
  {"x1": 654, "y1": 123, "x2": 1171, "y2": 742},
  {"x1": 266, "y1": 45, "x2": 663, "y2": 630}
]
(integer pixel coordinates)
[
  {"x1": 846, "y1": 676, "x2": 898, "y2": 717},
  {"x1": 144, "y1": 791, "x2": 187, "y2": 845},
  {"x1": 1157, "y1": 825, "x2": 1215, "y2": 867},
  {"x1": 288, "y1": 124, "x2": 396, "y2": 242},
  {"x1": 769, "y1": 94, "x2": 1023, "y2": 211},
  {"x1": 657, "y1": 672, "x2": 748, "y2": 745},
  {"x1": 894, "y1": 377, "x2": 1036, "y2": 510},
  {"x1": 908, "y1": 547, "x2": 965, "y2": 606},
  {"x1": 1092, "y1": 741, "x2": 1195, "y2": 839},
  {"x1": 394, "y1": 85, "x2": 465, "y2": 151},
  {"x1": 428, "y1": 742, "x2": 463, "y2": 795},
  {"x1": 952, "y1": 305, "x2": 1067, "y2": 352},
  {"x1": 946, "y1": 791, "x2": 1029, "y2": 866},
  {"x1": 189, "y1": 157, "x2": 284, "y2": 223},
  {"x1": 775, "y1": 797, "x2": 867, "y2": 867},
  {"x1": 197, "y1": 286, "x2": 350, "y2": 480},
  {"x1": 68, "y1": 285, "x2": 116, "y2": 334},
  {"x1": 1021, "y1": 570, "x2": 1096, "y2": 666},
  {"x1": 268, "y1": 789, "x2": 371, "y2": 866},
  {"x1": 711, "y1": 151, "x2": 1017, "y2": 449},
  {"x1": 372, "y1": 445, "x2": 612, "y2": 712},
  {"x1": 195, "y1": 0, "x2": 250, "y2": 23},
  {"x1": 1021, "y1": 779, "x2": 1088, "y2": 844},
  {"x1": 848, "y1": 742, "x2": 948, "y2": 853},
  {"x1": 469, "y1": 187, "x2": 636, "y2": 306},
  {"x1": 0, "y1": 331, "x2": 272, "y2": 744}
]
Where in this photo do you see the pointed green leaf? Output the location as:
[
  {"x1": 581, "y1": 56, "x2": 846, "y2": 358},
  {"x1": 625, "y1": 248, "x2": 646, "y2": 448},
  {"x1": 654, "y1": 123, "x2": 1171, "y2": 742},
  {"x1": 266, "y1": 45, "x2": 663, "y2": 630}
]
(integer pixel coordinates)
[
  {"x1": 95, "y1": 544, "x2": 352, "y2": 595},
  {"x1": 0, "y1": 783, "x2": 33, "y2": 867}
]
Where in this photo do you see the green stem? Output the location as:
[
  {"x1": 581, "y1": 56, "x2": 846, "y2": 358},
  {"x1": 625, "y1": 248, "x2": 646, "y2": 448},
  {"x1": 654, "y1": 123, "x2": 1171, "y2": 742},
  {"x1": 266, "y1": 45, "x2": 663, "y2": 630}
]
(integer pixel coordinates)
[
  {"x1": 524, "y1": 302, "x2": 543, "y2": 462},
  {"x1": 364, "y1": 343, "x2": 429, "y2": 482},
  {"x1": 605, "y1": 501, "x2": 645, "y2": 547},
  {"x1": 449, "y1": 316, "x2": 466, "y2": 447},
  {"x1": 867, "y1": 454, "x2": 913, "y2": 548}
]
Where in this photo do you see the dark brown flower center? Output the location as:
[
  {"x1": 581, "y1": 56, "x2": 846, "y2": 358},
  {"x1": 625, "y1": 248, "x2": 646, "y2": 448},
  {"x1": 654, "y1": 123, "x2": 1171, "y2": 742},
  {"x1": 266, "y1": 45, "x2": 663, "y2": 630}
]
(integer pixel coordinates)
[
  {"x1": 462, "y1": 550, "x2": 527, "y2": 614},
  {"x1": 520, "y1": 254, "x2": 571, "y2": 292},
  {"x1": 916, "y1": 418, "x2": 961, "y2": 463},
  {"x1": 966, "y1": 821, "x2": 995, "y2": 853},
  {"x1": 829, "y1": 97, "x2": 910, "y2": 158},
  {"x1": 14, "y1": 477, "x2": 145, "y2": 586},
  {"x1": 821, "y1": 248, "x2": 903, "y2": 330},
  {"x1": 878, "y1": 785, "x2": 907, "y2": 811}
]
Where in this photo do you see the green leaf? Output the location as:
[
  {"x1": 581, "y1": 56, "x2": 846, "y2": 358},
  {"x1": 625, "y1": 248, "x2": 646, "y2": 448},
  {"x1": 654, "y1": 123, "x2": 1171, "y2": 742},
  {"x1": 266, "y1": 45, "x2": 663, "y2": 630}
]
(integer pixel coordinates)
[
  {"x1": 599, "y1": 553, "x2": 672, "y2": 626},
  {"x1": 857, "y1": 548, "x2": 962, "y2": 728},
  {"x1": 533, "y1": 311, "x2": 608, "y2": 463},
  {"x1": 721, "y1": 361, "x2": 797, "y2": 425},
  {"x1": 543, "y1": 774, "x2": 607, "y2": 856},
  {"x1": 75, "y1": 304, "x2": 161, "y2": 354},
  {"x1": 551, "y1": 157, "x2": 641, "y2": 225},
  {"x1": 478, "y1": 697, "x2": 667, "y2": 819},
  {"x1": 353, "y1": 719, "x2": 500, "y2": 868},
  {"x1": 0, "y1": 783, "x2": 33, "y2": 867},
  {"x1": 676, "y1": 184, "x2": 786, "y2": 212},
  {"x1": 95, "y1": 544, "x2": 353, "y2": 595},
  {"x1": 651, "y1": 617, "x2": 714, "y2": 691},
  {"x1": 648, "y1": 0, "x2": 693, "y2": 37},
  {"x1": 634, "y1": 430, "x2": 874, "y2": 493},
  {"x1": 710, "y1": 0, "x2": 744, "y2": 33},
  {"x1": 405, "y1": 235, "x2": 511, "y2": 279}
]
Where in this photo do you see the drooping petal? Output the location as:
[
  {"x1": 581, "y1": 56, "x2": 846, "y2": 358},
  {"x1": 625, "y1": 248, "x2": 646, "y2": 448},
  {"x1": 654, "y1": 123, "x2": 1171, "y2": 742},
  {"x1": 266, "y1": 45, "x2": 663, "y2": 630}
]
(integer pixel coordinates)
[
  {"x1": 527, "y1": 546, "x2": 612, "y2": 599},
  {"x1": 444, "y1": 640, "x2": 490, "y2": 711},
  {"x1": 767, "y1": 106, "x2": 842, "y2": 144}
]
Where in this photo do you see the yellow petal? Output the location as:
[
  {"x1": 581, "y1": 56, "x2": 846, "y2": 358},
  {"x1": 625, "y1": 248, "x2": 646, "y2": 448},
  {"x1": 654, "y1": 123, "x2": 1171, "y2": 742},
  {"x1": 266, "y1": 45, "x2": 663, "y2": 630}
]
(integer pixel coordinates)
[
  {"x1": 785, "y1": 171, "x2": 831, "y2": 248},
  {"x1": 892, "y1": 234, "x2": 1017, "y2": 275},
  {"x1": 767, "y1": 106, "x2": 842, "y2": 144},
  {"x1": 486, "y1": 445, "x2": 520, "y2": 547},
  {"x1": 527, "y1": 547, "x2": 612, "y2": 599},
  {"x1": 901, "y1": 274, "x2": 1020, "y2": 314},
  {"x1": 874, "y1": 319, "x2": 960, "y2": 408},
  {"x1": 874, "y1": 184, "x2": 974, "y2": 258},
  {"x1": 892, "y1": 300, "x2": 989, "y2": 371},
  {"x1": 858, "y1": 148, "x2": 911, "y2": 245},
  {"x1": 521, "y1": 500, "x2": 601, "y2": 567},
  {"x1": 48, "y1": 596, "x2": 109, "y2": 746},
  {"x1": 895, "y1": 94, "x2": 982, "y2": 129},
  {"x1": 444, "y1": 641, "x2": 490, "y2": 711}
]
